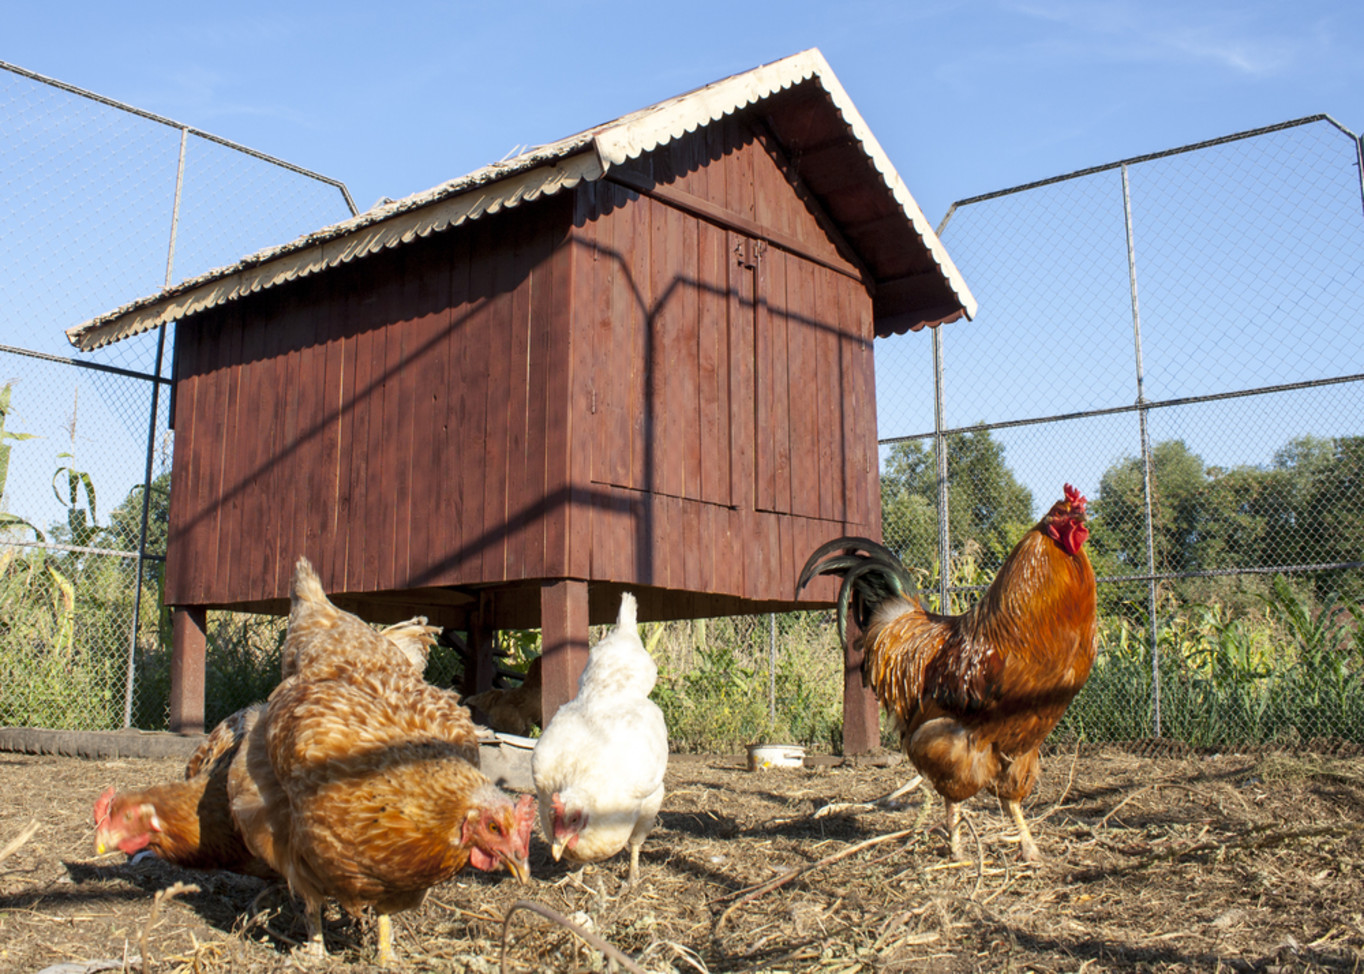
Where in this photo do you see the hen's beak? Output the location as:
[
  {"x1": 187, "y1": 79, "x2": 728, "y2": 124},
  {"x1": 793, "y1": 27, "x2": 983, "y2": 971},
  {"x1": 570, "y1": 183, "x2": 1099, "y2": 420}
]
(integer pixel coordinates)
[
  {"x1": 550, "y1": 836, "x2": 567, "y2": 862},
  {"x1": 95, "y1": 839, "x2": 107, "y2": 855},
  {"x1": 502, "y1": 852, "x2": 531, "y2": 885}
]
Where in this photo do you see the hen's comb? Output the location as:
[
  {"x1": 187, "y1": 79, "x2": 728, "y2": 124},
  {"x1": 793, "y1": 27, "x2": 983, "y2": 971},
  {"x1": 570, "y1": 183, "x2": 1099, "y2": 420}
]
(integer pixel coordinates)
[
  {"x1": 1064, "y1": 483, "x2": 1087, "y2": 512},
  {"x1": 93, "y1": 785, "x2": 116, "y2": 826},
  {"x1": 512, "y1": 794, "x2": 536, "y2": 858}
]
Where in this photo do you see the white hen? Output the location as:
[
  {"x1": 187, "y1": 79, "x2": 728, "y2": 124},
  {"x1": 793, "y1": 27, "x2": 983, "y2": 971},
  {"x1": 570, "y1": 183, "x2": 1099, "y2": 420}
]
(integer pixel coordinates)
[{"x1": 531, "y1": 592, "x2": 668, "y2": 886}]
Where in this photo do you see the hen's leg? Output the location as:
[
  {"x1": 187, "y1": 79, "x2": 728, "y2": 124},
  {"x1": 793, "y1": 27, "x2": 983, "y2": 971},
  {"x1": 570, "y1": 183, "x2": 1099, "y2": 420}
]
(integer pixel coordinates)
[
  {"x1": 376, "y1": 913, "x2": 395, "y2": 966},
  {"x1": 302, "y1": 900, "x2": 325, "y2": 958},
  {"x1": 627, "y1": 840, "x2": 642, "y2": 888},
  {"x1": 1006, "y1": 799, "x2": 1041, "y2": 862}
]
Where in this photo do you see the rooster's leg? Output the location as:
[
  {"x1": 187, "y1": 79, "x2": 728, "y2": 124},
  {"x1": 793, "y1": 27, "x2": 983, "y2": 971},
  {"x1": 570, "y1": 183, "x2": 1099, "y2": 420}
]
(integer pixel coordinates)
[
  {"x1": 376, "y1": 913, "x2": 395, "y2": 965},
  {"x1": 945, "y1": 801, "x2": 964, "y2": 860},
  {"x1": 1006, "y1": 800, "x2": 1041, "y2": 862}
]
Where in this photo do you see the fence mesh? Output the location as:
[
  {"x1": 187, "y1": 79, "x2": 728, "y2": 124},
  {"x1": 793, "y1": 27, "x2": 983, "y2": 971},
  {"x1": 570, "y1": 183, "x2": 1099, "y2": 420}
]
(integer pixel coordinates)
[
  {"x1": 875, "y1": 115, "x2": 1364, "y2": 756},
  {"x1": 0, "y1": 61, "x2": 354, "y2": 731},
  {"x1": 3, "y1": 76, "x2": 1361, "y2": 757}
]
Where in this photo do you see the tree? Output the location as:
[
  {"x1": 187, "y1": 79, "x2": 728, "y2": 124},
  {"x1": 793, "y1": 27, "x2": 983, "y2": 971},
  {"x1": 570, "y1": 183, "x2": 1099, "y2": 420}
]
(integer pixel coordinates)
[
  {"x1": 880, "y1": 430, "x2": 1033, "y2": 572},
  {"x1": 1092, "y1": 439, "x2": 1207, "y2": 573}
]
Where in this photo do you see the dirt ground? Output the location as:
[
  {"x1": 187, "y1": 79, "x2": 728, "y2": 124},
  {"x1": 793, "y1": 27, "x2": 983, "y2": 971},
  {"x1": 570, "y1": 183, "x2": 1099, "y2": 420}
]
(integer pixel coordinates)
[{"x1": 2, "y1": 746, "x2": 1363, "y2": 973}]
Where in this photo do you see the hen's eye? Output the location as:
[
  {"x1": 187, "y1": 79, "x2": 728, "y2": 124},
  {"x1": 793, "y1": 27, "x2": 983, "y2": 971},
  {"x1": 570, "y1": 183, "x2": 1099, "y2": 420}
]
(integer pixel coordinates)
[{"x1": 488, "y1": 822, "x2": 502, "y2": 835}]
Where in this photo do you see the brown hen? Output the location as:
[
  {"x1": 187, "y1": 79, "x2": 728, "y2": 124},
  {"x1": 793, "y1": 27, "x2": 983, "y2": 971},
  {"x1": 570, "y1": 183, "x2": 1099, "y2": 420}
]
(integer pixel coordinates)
[
  {"x1": 93, "y1": 704, "x2": 275, "y2": 878},
  {"x1": 231, "y1": 557, "x2": 535, "y2": 964}
]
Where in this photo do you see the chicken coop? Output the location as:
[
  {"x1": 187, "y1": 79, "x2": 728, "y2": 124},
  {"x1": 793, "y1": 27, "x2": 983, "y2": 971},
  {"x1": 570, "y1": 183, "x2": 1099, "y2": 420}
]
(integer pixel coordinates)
[{"x1": 66, "y1": 49, "x2": 976, "y2": 750}]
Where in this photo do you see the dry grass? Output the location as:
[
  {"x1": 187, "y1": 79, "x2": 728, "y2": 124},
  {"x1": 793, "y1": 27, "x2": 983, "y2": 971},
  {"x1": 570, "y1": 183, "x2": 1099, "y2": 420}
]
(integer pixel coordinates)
[{"x1": 2, "y1": 747, "x2": 1363, "y2": 972}]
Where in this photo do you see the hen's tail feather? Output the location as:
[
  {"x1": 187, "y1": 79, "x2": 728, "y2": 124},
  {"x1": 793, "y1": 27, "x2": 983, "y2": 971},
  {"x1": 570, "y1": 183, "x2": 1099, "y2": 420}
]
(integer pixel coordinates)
[{"x1": 291, "y1": 556, "x2": 328, "y2": 607}]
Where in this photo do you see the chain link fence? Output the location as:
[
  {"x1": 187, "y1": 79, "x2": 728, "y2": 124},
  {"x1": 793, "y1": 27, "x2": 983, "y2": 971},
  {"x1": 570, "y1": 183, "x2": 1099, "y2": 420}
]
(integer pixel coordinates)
[
  {"x1": 873, "y1": 115, "x2": 1364, "y2": 755},
  {"x1": 0, "y1": 61, "x2": 355, "y2": 731},
  {"x1": 5, "y1": 74, "x2": 1361, "y2": 757}
]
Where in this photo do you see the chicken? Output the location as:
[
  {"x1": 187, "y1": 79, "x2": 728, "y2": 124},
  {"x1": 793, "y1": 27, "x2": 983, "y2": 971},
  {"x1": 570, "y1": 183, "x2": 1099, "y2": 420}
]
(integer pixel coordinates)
[
  {"x1": 230, "y1": 556, "x2": 536, "y2": 964},
  {"x1": 464, "y1": 655, "x2": 543, "y2": 736},
  {"x1": 531, "y1": 593, "x2": 668, "y2": 887},
  {"x1": 93, "y1": 611, "x2": 437, "y2": 879},
  {"x1": 93, "y1": 704, "x2": 275, "y2": 878},
  {"x1": 797, "y1": 483, "x2": 1097, "y2": 862}
]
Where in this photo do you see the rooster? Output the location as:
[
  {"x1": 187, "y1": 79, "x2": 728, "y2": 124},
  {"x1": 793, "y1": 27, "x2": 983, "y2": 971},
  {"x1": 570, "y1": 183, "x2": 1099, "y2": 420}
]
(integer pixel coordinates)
[
  {"x1": 797, "y1": 484, "x2": 1097, "y2": 862},
  {"x1": 531, "y1": 593, "x2": 667, "y2": 887},
  {"x1": 229, "y1": 557, "x2": 536, "y2": 964},
  {"x1": 93, "y1": 704, "x2": 275, "y2": 878}
]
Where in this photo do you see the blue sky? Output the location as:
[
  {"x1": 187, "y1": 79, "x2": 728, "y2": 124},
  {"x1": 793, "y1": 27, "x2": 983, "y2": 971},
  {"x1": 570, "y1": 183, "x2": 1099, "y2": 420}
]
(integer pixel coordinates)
[
  {"x1": 7, "y1": 0, "x2": 1362, "y2": 226},
  {"x1": 3, "y1": 1, "x2": 1363, "y2": 533}
]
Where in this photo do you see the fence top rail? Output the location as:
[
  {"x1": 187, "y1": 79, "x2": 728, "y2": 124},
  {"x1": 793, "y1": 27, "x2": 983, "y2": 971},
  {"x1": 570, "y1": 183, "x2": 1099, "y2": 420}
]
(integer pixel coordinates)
[
  {"x1": 1, "y1": 59, "x2": 358, "y2": 216},
  {"x1": 939, "y1": 114, "x2": 1357, "y2": 220},
  {"x1": 880, "y1": 372, "x2": 1364, "y2": 446}
]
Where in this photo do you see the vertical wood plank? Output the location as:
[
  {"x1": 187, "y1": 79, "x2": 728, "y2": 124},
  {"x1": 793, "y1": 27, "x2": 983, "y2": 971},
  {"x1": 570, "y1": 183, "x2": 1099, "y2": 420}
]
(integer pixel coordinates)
[
  {"x1": 504, "y1": 217, "x2": 533, "y2": 583},
  {"x1": 317, "y1": 284, "x2": 349, "y2": 589},
  {"x1": 455, "y1": 221, "x2": 489, "y2": 584},
  {"x1": 480, "y1": 223, "x2": 515, "y2": 583},
  {"x1": 544, "y1": 216, "x2": 578, "y2": 577},
  {"x1": 213, "y1": 304, "x2": 247, "y2": 602},
  {"x1": 540, "y1": 579, "x2": 589, "y2": 725},
  {"x1": 164, "y1": 327, "x2": 200, "y2": 604}
]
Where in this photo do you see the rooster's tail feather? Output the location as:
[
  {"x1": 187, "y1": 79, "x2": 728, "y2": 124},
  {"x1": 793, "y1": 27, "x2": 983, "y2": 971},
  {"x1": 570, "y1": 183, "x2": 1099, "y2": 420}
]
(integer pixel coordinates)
[{"x1": 796, "y1": 537, "x2": 917, "y2": 644}]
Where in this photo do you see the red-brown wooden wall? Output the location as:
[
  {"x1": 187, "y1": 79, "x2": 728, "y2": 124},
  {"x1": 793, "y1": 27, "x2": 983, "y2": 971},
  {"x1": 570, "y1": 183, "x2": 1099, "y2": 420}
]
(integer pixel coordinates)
[{"x1": 165, "y1": 111, "x2": 877, "y2": 630}]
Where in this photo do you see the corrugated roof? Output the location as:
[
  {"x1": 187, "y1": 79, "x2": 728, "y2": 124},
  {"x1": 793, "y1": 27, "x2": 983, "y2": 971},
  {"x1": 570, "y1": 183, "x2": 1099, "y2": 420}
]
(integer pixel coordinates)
[{"x1": 67, "y1": 48, "x2": 976, "y2": 351}]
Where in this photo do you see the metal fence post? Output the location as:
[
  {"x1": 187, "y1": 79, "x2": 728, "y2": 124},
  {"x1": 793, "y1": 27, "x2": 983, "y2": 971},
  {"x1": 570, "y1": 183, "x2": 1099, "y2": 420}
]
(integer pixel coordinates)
[
  {"x1": 932, "y1": 324, "x2": 951, "y2": 607},
  {"x1": 122, "y1": 125, "x2": 187, "y2": 728},
  {"x1": 768, "y1": 612, "x2": 777, "y2": 726},
  {"x1": 1121, "y1": 163, "x2": 1162, "y2": 738}
]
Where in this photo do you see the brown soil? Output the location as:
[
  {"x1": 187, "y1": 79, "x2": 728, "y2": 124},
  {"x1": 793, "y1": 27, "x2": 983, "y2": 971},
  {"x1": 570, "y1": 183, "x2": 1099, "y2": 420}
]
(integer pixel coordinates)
[{"x1": 2, "y1": 747, "x2": 1363, "y2": 972}]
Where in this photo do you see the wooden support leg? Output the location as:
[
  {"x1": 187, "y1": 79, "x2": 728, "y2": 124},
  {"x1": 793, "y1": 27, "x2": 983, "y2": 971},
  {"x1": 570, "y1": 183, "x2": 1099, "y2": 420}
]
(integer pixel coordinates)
[
  {"x1": 463, "y1": 596, "x2": 497, "y2": 698},
  {"x1": 841, "y1": 617, "x2": 880, "y2": 755},
  {"x1": 540, "y1": 579, "x2": 589, "y2": 726},
  {"x1": 169, "y1": 605, "x2": 207, "y2": 735}
]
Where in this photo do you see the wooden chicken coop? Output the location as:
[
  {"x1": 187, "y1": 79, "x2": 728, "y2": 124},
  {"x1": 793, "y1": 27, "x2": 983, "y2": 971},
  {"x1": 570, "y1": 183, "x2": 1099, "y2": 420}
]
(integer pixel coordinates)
[{"x1": 67, "y1": 49, "x2": 976, "y2": 752}]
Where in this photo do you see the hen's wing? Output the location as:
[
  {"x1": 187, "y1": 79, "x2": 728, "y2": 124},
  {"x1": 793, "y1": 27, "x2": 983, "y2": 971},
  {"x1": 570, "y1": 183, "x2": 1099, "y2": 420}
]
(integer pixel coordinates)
[
  {"x1": 263, "y1": 668, "x2": 486, "y2": 912},
  {"x1": 184, "y1": 704, "x2": 259, "y2": 779}
]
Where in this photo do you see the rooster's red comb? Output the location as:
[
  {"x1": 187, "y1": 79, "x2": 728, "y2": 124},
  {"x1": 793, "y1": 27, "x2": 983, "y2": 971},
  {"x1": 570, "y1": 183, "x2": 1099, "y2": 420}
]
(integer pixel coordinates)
[{"x1": 1064, "y1": 483, "x2": 1087, "y2": 512}]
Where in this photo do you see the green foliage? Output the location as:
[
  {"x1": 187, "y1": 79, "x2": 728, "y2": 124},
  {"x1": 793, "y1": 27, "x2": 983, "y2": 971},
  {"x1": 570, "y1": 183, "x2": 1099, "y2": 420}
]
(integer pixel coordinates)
[
  {"x1": 1091, "y1": 434, "x2": 1364, "y2": 603},
  {"x1": 649, "y1": 613, "x2": 844, "y2": 753},
  {"x1": 0, "y1": 380, "x2": 43, "y2": 542},
  {"x1": 880, "y1": 431, "x2": 1033, "y2": 571},
  {"x1": 1057, "y1": 578, "x2": 1364, "y2": 748}
]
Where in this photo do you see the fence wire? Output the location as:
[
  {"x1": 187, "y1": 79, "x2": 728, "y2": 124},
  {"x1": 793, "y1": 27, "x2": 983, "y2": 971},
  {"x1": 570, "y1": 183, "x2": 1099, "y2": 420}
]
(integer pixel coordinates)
[
  {"x1": 4, "y1": 75, "x2": 1360, "y2": 759},
  {"x1": 0, "y1": 61, "x2": 354, "y2": 731},
  {"x1": 876, "y1": 115, "x2": 1364, "y2": 756}
]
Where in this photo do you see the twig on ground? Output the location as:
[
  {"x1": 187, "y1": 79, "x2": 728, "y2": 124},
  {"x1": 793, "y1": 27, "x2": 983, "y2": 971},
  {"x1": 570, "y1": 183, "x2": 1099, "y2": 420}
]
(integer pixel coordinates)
[
  {"x1": 963, "y1": 814, "x2": 986, "y2": 900},
  {"x1": 712, "y1": 829, "x2": 914, "y2": 934},
  {"x1": 763, "y1": 776, "x2": 925, "y2": 828},
  {"x1": 0, "y1": 820, "x2": 40, "y2": 867},
  {"x1": 500, "y1": 899, "x2": 647, "y2": 974},
  {"x1": 1072, "y1": 822, "x2": 1364, "y2": 880},
  {"x1": 1035, "y1": 745, "x2": 1082, "y2": 823},
  {"x1": 139, "y1": 881, "x2": 199, "y2": 974}
]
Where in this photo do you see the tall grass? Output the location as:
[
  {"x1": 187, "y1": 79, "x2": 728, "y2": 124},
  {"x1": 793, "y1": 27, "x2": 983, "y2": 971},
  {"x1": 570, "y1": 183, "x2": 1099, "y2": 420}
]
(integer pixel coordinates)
[{"x1": 1059, "y1": 577, "x2": 1364, "y2": 749}]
